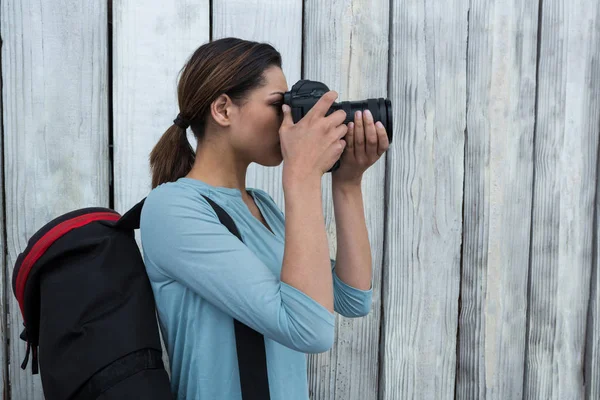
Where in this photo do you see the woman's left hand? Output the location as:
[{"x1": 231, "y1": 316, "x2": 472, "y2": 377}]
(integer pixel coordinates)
[{"x1": 331, "y1": 109, "x2": 390, "y2": 185}]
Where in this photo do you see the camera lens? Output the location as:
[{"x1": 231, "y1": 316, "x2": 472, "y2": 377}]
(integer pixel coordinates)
[{"x1": 330, "y1": 98, "x2": 393, "y2": 144}]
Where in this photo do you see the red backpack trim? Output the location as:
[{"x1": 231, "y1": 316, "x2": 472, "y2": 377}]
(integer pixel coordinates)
[{"x1": 14, "y1": 211, "x2": 121, "y2": 319}]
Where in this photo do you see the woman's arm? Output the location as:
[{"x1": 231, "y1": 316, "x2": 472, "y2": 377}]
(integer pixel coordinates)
[
  {"x1": 280, "y1": 175, "x2": 334, "y2": 313},
  {"x1": 141, "y1": 187, "x2": 335, "y2": 354},
  {"x1": 331, "y1": 179, "x2": 373, "y2": 291}
]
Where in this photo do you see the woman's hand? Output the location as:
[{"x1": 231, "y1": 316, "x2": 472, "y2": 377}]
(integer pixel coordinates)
[
  {"x1": 331, "y1": 109, "x2": 390, "y2": 185},
  {"x1": 279, "y1": 91, "x2": 349, "y2": 186}
]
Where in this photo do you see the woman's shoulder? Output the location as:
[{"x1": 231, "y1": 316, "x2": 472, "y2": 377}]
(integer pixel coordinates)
[
  {"x1": 145, "y1": 179, "x2": 202, "y2": 204},
  {"x1": 141, "y1": 180, "x2": 215, "y2": 225}
]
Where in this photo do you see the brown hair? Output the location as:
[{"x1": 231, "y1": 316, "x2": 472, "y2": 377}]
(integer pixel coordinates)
[{"x1": 149, "y1": 37, "x2": 282, "y2": 188}]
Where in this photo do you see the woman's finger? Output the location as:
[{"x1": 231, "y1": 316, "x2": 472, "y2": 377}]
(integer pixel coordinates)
[
  {"x1": 364, "y1": 110, "x2": 378, "y2": 158},
  {"x1": 345, "y1": 122, "x2": 355, "y2": 152},
  {"x1": 375, "y1": 121, "x2": 390, "y2": 156},
  {"x1": 354, "y1": 111, "x2": 365, "y2": 160}
]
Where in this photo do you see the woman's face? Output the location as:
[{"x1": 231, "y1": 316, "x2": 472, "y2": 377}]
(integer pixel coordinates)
[{"x1": 229, "y1": 66, "x2": 288, "y2": 167}]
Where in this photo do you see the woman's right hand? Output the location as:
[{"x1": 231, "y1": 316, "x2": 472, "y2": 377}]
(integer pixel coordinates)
[{"x1": 279, "y1": 91, "x2": 348, "y2": 186}]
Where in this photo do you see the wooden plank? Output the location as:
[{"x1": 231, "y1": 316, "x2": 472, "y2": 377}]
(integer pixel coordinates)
[
  {"x1": 588, "y1": 145, "x2": 600, "y2": 400},
  {"x1": 1, "y1": 1, "x2": 109, "y2": 398},
  {"x1": 525, "y1": 1, "x2": 600, "y2": 399},
  {"x1": 589, "y1": 13, "x2": 600, "y2": 382},
  {"x1": 302, "y1": 1, "x2": 388, "y2": 399},
  {"x1": 382, "y1": 1, "x2": 467, "y2": 398},
  {"x1": 112, "y1": 0, "x2": 211, "y2": 375},
  {"x1": 112, "y1": 0, "x2": 210, "y2": 212},
  {"x1": 455, "y1": 1, "x2": 539, "y2": 399},
  {"x1": 0, "y1": 30, "x2": 7, "y2": 398},
  {"x1": 580, "y1": 9, "x2": 600, "y2": 400},
  {"x1": 212, "y1": 0, "x2": 302, "y2": 211}
]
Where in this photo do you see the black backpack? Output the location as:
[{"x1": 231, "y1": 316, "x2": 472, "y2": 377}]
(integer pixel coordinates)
[{"x1": 12, "y1": 196, "x2": 270, "y2": 400}]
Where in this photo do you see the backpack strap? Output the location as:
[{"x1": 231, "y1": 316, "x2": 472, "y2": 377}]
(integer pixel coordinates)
[
  {"x1": 201, "y1": 195, "x2": 271, "y2": 400},
  {"x1": 114, "y1": 198, "x2": 146, "y2": 231},
  {"x1": 71, "y1": 348, "x2": 165, "y2": 400}
]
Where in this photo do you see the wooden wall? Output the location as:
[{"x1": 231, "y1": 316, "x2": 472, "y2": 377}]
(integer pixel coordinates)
[{"x1": 1, "y1": 0, "x2": 599, "y2": 399}]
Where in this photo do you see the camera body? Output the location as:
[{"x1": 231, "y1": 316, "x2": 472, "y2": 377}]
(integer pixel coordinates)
[{"x1": 283, "y1": 80, "x2": 393, "y2": 172}]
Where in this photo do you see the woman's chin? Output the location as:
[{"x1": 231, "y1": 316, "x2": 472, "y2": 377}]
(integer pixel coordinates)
[
  {"x1": 261, "y1": 153, "x2": 283, "y2": 167},
  {"x1": 254, "y1": 145, "x2": 283, "y2": 167},
  {"x1": 264, "y1": 158, "x2": 283, "y2": 167}
]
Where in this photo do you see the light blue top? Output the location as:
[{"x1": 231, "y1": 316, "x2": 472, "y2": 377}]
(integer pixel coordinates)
[{"x1": 140, "y1": 177, "x2": 373, "y2": 400}]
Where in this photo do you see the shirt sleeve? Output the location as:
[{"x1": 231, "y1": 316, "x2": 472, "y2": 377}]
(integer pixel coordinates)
[
  {"x1": 331, "y1": 259, "x2": 373, "y2": 318},
  {"x1": 140, "y1": 188, "x2": 335, "y2": 354},
  {"x1": 255, "y1": 188, "x2": 374, "y2": 319}
]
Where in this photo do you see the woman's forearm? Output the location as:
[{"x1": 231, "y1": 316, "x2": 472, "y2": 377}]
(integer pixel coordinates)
[
  {"x1": 331, "y1": 181, "x2": 372, "y2": 290},
  {"x1": 280, "y1": 177, "x2": 334, "y2": 313}
]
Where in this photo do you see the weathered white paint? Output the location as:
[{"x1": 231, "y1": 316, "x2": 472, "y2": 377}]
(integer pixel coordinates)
[
  {"x1": 1, "y1": 1, "x2": 109, "y2": 399},
  {"x1": 456, "y1": 0, "x2": 539, "y2": 399},
  {"x1": 111, "y1": 0, "x2": 211, "y2": 376},
  {"x1": 526, "y1": 1, "x2": 600, "y2": 399},
  {"x1": 302, "y1": 0, "x2": 389, "y2": 399},
  {"x1": 589, "y1": 156, "x2": 600, "y2": 400},
  {"x1": 212, "y1": 0, "x2": 302, "y2": 211},
  {"x1": 112, "y1": 0, "x2": 210, "y2": 213},
  {"x1": 583, "y1": 174, "x2": 600, "y2": 400},
  {"x1": 589, "y1": 6, "x2": 600, "y2": 378},
  {"x1": 0, "y1": 82, "x2": 6, "y2": 399},
  {"x1": 382, "y1": 0, "x2": 467, "y2": 399},
  {"x1": 2, "y1": 1, "x2": 600, "y2": 400}
]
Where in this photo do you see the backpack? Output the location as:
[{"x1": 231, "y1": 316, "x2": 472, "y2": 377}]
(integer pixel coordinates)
[{"x1": 12, "y1": 196, "x2": 270, "y2": 400}]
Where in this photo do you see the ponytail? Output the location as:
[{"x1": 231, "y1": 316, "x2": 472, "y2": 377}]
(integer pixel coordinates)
[{"x1": 149, "y1": 124, "x2": 195, "y2": 188}]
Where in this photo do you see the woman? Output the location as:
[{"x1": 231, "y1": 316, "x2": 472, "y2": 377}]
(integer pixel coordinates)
[{"x1": 140, "y1": 37, "x2": 390, "y2": 400}]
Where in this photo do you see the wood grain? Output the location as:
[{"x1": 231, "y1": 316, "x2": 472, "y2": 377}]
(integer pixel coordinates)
[
  {"x1": 112, "y1": 0, "x2": 210, "y2": 213},
  {"x1": 455, "y1": 0, "x2": 539, "y2": 399},
  {"x1": 212, "y1": 0, "x2": 302, "y2": 211},
  {"x1": 588, "y1": 142, "x2": 600, "y2": 400},
  {"x1": 1, "y1": 1, "x2": 109, "y2": 398},
  {"x1": 382, "y1": 0, "x2": 468, "y2": 398},
  {"x1": 0, "y1": 26, "x2": 6, "y2": 397},
  {"x1": 302, "y1": 1, "x2": 389, "y2": 399},
  {"x1": 2, "y1": 1, "x2": 600, "y2": 399},
  {"x1": 112, "y1": 0, "x2": 211, "y2": 375},
  {"x1": 525, "y1": 1, "x2": 600, "y2": 399},
  {"x1": 588, "y1": 18, "x2": 600, "y2": 385}
]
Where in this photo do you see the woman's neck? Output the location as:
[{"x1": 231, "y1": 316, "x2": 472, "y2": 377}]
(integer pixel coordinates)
[{"x1": 185, "y1": 139, "x2": 250, "y2": 198}]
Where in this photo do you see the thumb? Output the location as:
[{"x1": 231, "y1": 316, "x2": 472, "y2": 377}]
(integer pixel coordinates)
[{"x1": 281, "y1": 104, "x2": 294, "y2": 127}]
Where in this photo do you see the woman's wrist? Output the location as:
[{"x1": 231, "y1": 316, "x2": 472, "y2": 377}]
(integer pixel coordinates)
[
  {"x1": 283, "y1": 166, "x2": 322, "y2": 195},
  {"x1": 332, "y1": 174, "x2": 363, "y2": 192}
]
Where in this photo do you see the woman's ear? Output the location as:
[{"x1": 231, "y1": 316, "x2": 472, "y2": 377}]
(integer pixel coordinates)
[{"x1": 209, "y1": 94, "x2": 234, "y2": 127}]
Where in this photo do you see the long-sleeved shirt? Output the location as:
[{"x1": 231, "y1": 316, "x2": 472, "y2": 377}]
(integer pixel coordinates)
[{"x1": 139, "y1": 177, "x2": 373, "y2": 400}]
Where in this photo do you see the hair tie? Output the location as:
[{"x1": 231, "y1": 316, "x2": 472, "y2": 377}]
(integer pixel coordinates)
[{"x1": 173, "y1": 113, "x2": 190, "y2": 129}]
